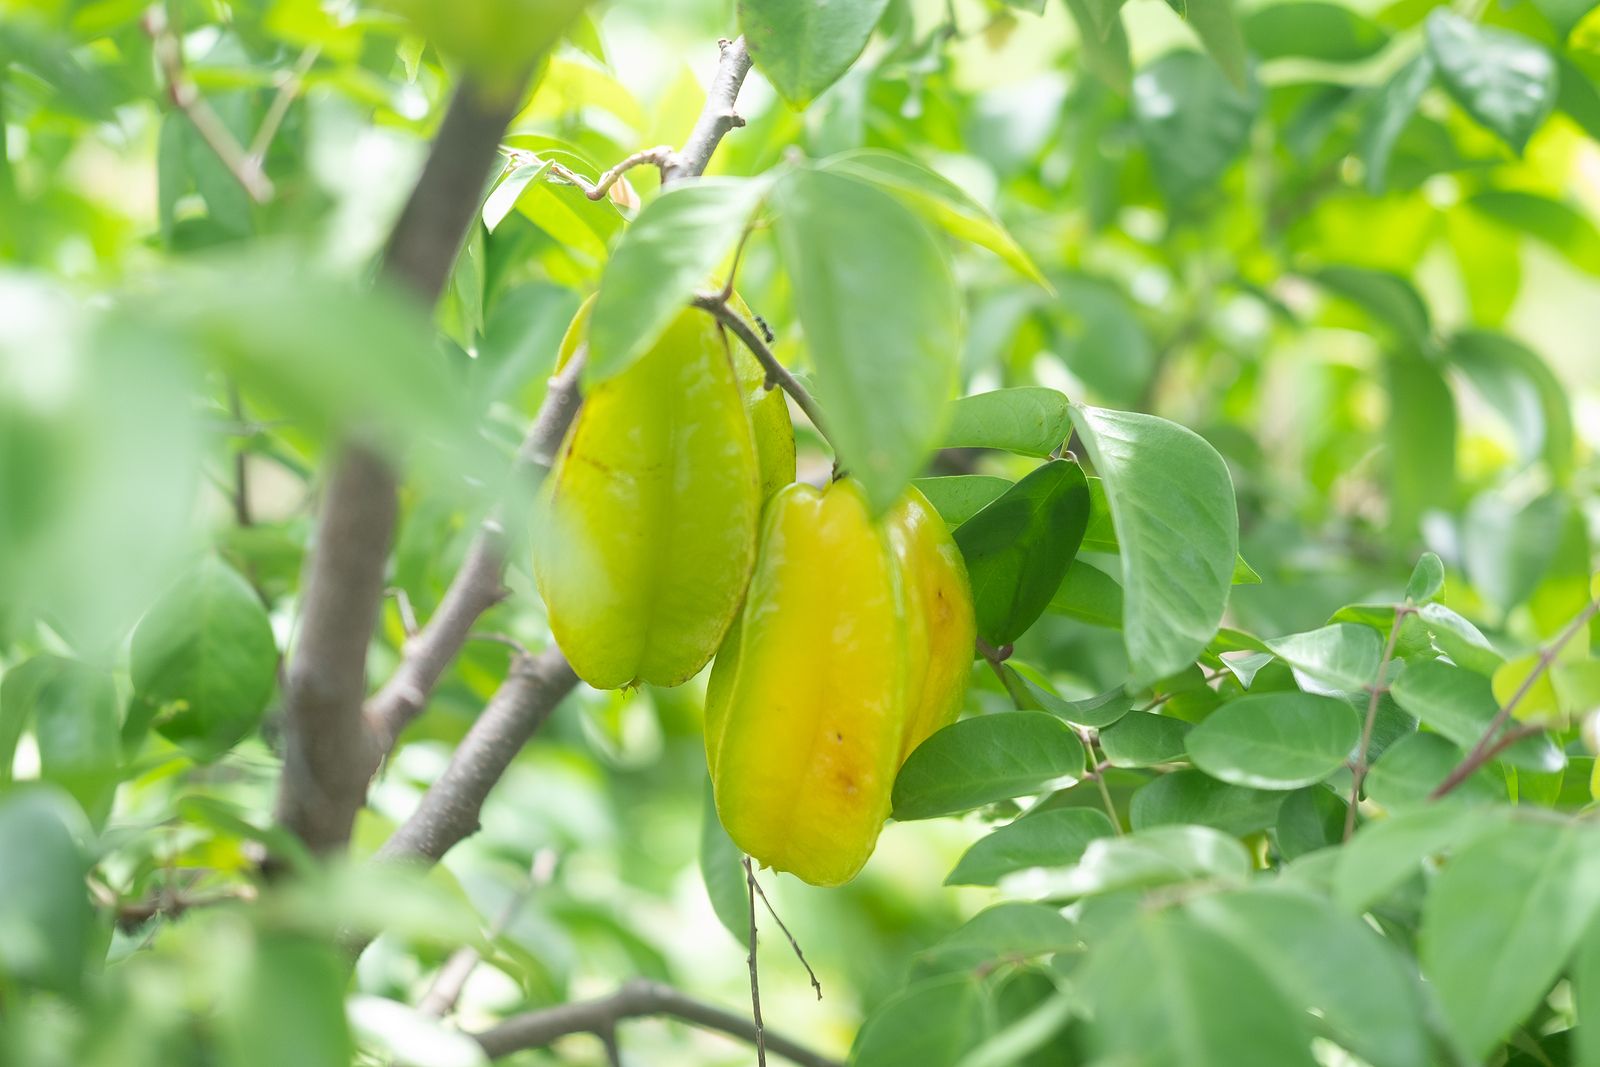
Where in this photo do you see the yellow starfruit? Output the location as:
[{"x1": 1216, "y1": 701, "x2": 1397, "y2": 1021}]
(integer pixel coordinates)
[
  {"x1": 707, "y1": 479, "x2": 975, "y2": 887},
  {"x1": 534, "y1": 305, "x2": 765, "y2": 690}
]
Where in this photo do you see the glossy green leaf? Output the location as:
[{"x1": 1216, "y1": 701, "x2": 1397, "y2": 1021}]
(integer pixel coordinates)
[
  {"x1": 1405, "y1": 551, "x2": 1445, "y2": 603},
  {"x1": 1083, "y1": 909, "x2": 1319, "y2": 1067},
  {"x1": 774, "y1": 167, "x2": 960, "y2": 513},
  {"x1": 1002, "y1": 667, "x2": 1134, "y2": 729},
  {"x1": 1132, "y1": 50, "x2": 1256, "y2": 205},
  {"x1": 893, "y1": 712, "x2": 1088, "y2": 820},
  {"x1": 946, "y1": 808, "x2": 1116, "y2": 886},
  {"x1": 954, "y1": 460, "x2": 1091, "y2": 645},
  {"x1": 1068, "y1": 405, "x2": 1238, "y2": 688},
  {"x1": 916, "y1": 903, "x2": 1079, "y2": 973},
  {"x1": 1264, "y1": 623, "x2": 1382, "y2": 692},
  {"x1": 1360, "y1": 54, "x2": 1436, "y2": 194},
  {"x1": 1418, "y1": 602, "x2": 1505, "y2": 675},
  {"x1": 1130, "y1": 769, "x2": 1284, "y2": 835},
  {"x1": 1187, "y1": 693, "x2": 1360, "y2": 789},
  {"x1": 1099, "y1": 712, "x2": 1191, "y2": 767},
  {"x1": 1426, "y1": 10, "x2": 1558, "y2": 154},
  {"x1": 821, "y1": 150, "x2": 1048, "y2": 285},
  {"x1": 586, "y1": 177, "x2": 769, "y2": 384},
  {"x1": 1029, "y1": 825, "x2": 1252, "y2": 899},
  {"x1": 914, "y1": 476, "x2": 1014, "y2": 528},
  {"x1": 1047, "y1": 558, "x2": 1124, "y2": 629},
  {"x1": 482, "y1": 160, "x2": 554, "y2": 233},
  {"x1": 741, "y1": 0, "x2": 892, "y2": 106},
  {"x1": 129, "y1": 556, "x2": 278, "y2": 760},
  {"x1": 1420, "y1": 820, "x2": 1600, "y2": 1058},
  {"x1": 940, "y1": 388, "x2": 1071, "y2": 458}
]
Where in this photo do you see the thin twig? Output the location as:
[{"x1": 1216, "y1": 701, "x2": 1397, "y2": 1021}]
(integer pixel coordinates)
[
  {"x1": 388, "y1": 587, "x2": 420, "y2": 638},
  {"x1": 743, "y1": 856, "x2": 768, "y2": 1067},
  {"x1": 228, "y1": 381, "x2": 252, "y2": 527},
  {"x1": 747, "y1": 868, "x2": 823, "y2": 1001},
  {"x1": 718, "y1": 222, "x2": 756, "y2": 301},
  {"x1": 142, "y1": 5, "x2": 273, "y2": 203},
  {"x1": 247, "y1": 42, "x2": 321, "y2": 164},
  {"x1": 1345, "y1": 605, "x2": 1412, "y2": 840},
  {"x1": 691, "y1": 292, "x2": 835, "y2": 448},
  {"x1": 549, "y1": 146, "x2": 676, "y2": 201},
  {"x1": 661, "y1": 37, "x2": 753, "y2": 184},
  {"x1": 1430, "y1": 598, "x2": 1600, "y2": 801},
  {"x1": 470, "y1": 979, "x2": 841, "y2": 1066}
]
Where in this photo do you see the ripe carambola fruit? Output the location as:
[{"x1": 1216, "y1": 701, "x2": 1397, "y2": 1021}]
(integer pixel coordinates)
[
  {"x1": 707, "y1": 481, "x2": 975, "y2": 887},
  {"x1": 534, "y1": 300, "x2": 791, "y2": 690}
]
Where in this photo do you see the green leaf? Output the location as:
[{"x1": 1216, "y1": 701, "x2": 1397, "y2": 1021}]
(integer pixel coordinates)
[
  {"x1": 1462, "y1": 489, "x2": 1571, "y2": 616},
  {"x1": 1387, "y1": 352, "x2": 1457, "y2": 538},
  {"x1": 1263, "y1": 623, "x2": 1382, "y2": 692},
  {"x1": 1274, "y1": 786, "x2": 1347, "y2": 859},
  {"x1": 1099, "y1": 712, "x2": 1191, "y2": 767},
  {"x1": 1446, "y1": 330, "x2": 1574, "y2": 479},
  {"x1": 1243, "y1": 2, "x2": 1388, "y2": 63},
  {"x1": 698, "y1": 777, "x2": 750, "y2": 946},
  {"x1": 1062, "y1": 0, "x2": 1133, "y2": 93},
  {"x1": 740, "y1": 0, "x2": 892, "y2": 107},
  {"x1": 1557, "y1": 55, "x2": 1600, "y2": 139},
  {"x1": 1047, "y1": 559, "x2": 1124, "y2": 629},
  {"x1": 1068, "y1": 405, "x2": 1238, "y2": 688},
  {"x1": 586, "y1": 177, "x2": 770, "y2": 385},
  {"x1": 916, "y1": 903, "x2": 1079, "y2": 973},
  {"x1": 2, "y1": 656, "x2": 120, "y2": 825},
  {"x1": 129, "y1": 556, "x2": 278, "y2": 761},
  {"x1": 1575, "y1": 910, "x2": 1600, "y2": 1067},
  {"x1": 940, "y1": 388, "x2": 1071, "y2": 458},
  {"x1": 821, "y1": 150, "x2": 1048, "y2": 286},
  {"x1": 1186, "y1": 692, "x2": 1360, "y2": 789},
  {"x1": 1185, "y1": 888, "x2": 1432, "y2": 1067},
  {"x1": 1360, "y1": 54, "x2": 1436, "y2": 195},
  {"x1": 1418, "y1": 602, "x2": 1504, "y2": 675},
  {"x1": 1181, "y1": 0, "x2": 1251, "y2": 89},
  {"x1": 1083, "y1": 910, "x2": 1318, "y2": 1067},
  {"x1": 945, "y1": 808, "x2": 1116, "y2": 886},
  {"x1": 1425, "y1": 10, "x2": 1558, "y2": 154},
  {"x1": 850, "y1": 973, "x2": 985, "y2": 1067},
  {"x1": 1469, "y1": 190, "x2": 1600, "y2": 274},
  {"x1": 1406, "y1": 551, "x2": 1445, "y2": 603},
  {"x1": 1420, "y1": 820, "x2": 1600, "y2": 1058},
  {"x1": 1533, "y1": 0, "x2": 1599, "y2": 37},
  {"x1": 1130, "y1": 769, "x2": 1284, "y2": 835},
  {"x1": 1333, "y1": 802, "x2": 1500, "y2": 912},
  {"x1": 1391, "y1": 659, "x2": 1564, "y2": 771},
  {"x1": 1312, "y1": 266, "x2": 1431, "y2": 348},
  {"x1": 774, "y1": 167, "x2": 960, "y2": 513},
  {"x1": 223, "y1": 934, "x2": 355, "y2": 1067},
  {"x1": 893, "y1": 712, "x2": 1088, "y2": 820},
  {"x1": 0, "y1": 788, "x2": 91, "y2": 993},
  {"x1": 1003, "y1": 667, "x2": 1134, "y2": 729},
  {"x1": 1030, "y1": 825, "x2": 1252, "y2": 898},
  {"x1": 482, "y1": 160, "x2": 554, "y2": 234},
  {"x1": 1132, "y1": 50, "x2": 1256, "y2": 205},
  {"x1": 914, "y1": 476, "x2": 1014, "y2": 528},
  {"x1": 954, "y1": 460, "x2": 1091, "y2": 645},
  {"x1": 1366, "y1": 732, "x2": 1497, "y2": 808}
]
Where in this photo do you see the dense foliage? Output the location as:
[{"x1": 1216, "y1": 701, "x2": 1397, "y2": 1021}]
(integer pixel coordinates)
[{"x1": 3, "y1": 0, "x2": 1600, "y2": 1064}]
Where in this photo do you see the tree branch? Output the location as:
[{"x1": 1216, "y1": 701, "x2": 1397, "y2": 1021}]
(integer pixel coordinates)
[
  {"x1": 272, "y1": 73, "x2": 530, "y2": 856},
  {"x1": 691, "y1": 292, "x2": 834, "y2": 447},
  {"x1": 1345, "y1": 605, "x2": 1410, "y2": 840},
  {"x1": 550, "y1": 147, "x2": 676, "y2": 201},
  {"x1": 660, "y1": 37, "x2": 753, "y2": 185},
  {"x1": 376, "y1": 648, "x2": 578, "y2": 866},
  {"x1": 471, "y1": 979, "x2": 843, "y2": 1067}
]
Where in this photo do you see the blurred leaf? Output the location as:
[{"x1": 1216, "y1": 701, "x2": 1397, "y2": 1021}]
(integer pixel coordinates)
[
  {"x1": 741, "y1": 0, "x2": 892, "y2": 107},
  {"x1": 1447, "y1": 330, "x2": 1574, "y2": 479},
  {"x1": 1083, "y1": 909, "x2": 1318, "y2": 1066},
  {"x1": 698, "y1": 777, "x2": 750, "y2": 946},
  {"x1": 1099, "y1": 712, "x2": 1191, "y2": 767},
  {"x1": 1028, "y1": 825, "x2": 1251, "y2": 898},
  {"x1": 939, "y1": 388, "x2": 1071, "y2": 457},
  {"x1": 1313, "y1": 266, "x2": 1431, "y2": 347},
  {"x1": 1420, "y1": 820, "x2": 1600, "y2": 1058},
  {"x1": 1275, "y1": 786, "x2": 1346, "y2": 859},
  {"x1": 914, "y1": 475, "x2": 1013, "y2": 527},
  {"x1": 1366, "y1": 733, "x2": 1496, "y2": 807},
  {"x1": 348, "y1": 996, "x2": 489, "y2": 1067},
  {"x1": 954, "y1": 460, "x2": 1090, "y2": 645},
  {"x1": 850, "y1": 972, "x2": 984, "y2": 1067},
  {"x1": 1069, "y1": 406, "x2": 1238, "y2": 688},
  {"x1": 1533, "y1": 0, "x2": 1599, "y2": 36},
  {"x1": 1425, "y1": 10, "x2": 1558, "y2": 153},
  {"x1": 0, "y1": 787, "x2": 90, "y2": 994},
  {"x1": 223, "y1": 934, "x2": 354, "y2": 1067},
  {"x1": 1185, "y1": 888, "x2": 1432, "y2": 1067},
  {"x1": 1387, "y1": 352, "x2": 1457, "y2": 539},
  {"x1": 129, "y1": 556, "x2": 278, "y2": 761},
  {"x1": 1469, "y1": 190, "x2": 1600, "y2": 274},
  {"x1": 1576, "y1": 910, "x2": 1600, "y2": 1067},
  {"x1": 1333, "y1": 802, "x2": 1499, "y2": 912},
  {"x1": 821, "y1": 149, "x2": 1048, "y2": 285},
  {"x1": 1392, "y1": 660, "x2": 1563, "y2": 770},
  {"x1": 587, "y1": 177, "x2": 770, "y2": 385},
  {"x1": 1180, "y1": 0, "x2": 1251, "y2": 89},
  {"x1": 945, "y1": 808, "x2": 1116, "y2": 886},
  {"x1": 1062, "y1": 0, "x2": 1133, "y2": 93},
  {"x1": 1462, "y1": 490, "x2": 1571, "y2": 616},
  {"x1": 378, "y1": 0, "x2": 591, "y2": 86},
  {"x1": 1360, "y1": 54, "x2": 1436, "y2": 194},
  {"x1": 1494, "y1": 652, "x2": 1564, "y2": 724},
  {"x1": 1, "y1": 656, "x2": 119, "y2": 825},
  {"x1": 1132, "y1": 51, "x2": 1256, "y2": 205},
  {"x1": 774, "y1": 167, "x2": 960, "y2": 513},
  {"x1": 1187, "y1": 693, "x2": 1360, "y2": 789},
  {"x1": 893, "y1": 712, "x2": 1087, "y2": 820},
  {"x1": 1243, "y1": 2, "x2": 1388, "y2": 62}
]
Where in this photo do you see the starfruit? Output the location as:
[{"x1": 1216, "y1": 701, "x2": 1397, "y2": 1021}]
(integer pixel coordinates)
[
  {"x1": 707, "y1": 480, "x2": 975, "y2": 887},
  {"x1": 534, "y1": 299, "x2": 790, "y2": 690}
]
